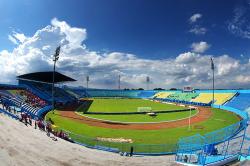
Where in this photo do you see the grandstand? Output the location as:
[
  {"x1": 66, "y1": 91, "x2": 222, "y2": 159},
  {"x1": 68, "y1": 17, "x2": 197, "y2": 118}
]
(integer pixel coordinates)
[
  {"x1": 167, "y1": 92, "x2": 198, "y2": 101},
  {"x1": 137, "y1": 91, "x2": 157, "y2": 98},
  {"x1": 0, "y1": 87, "x2": 53, "y2": 118},
  {"x1": 0, "y1": 71, "x2": 78, "y2": 119},
  {"x1": 152, "y1": 91, "x2": 236, "y2": 106},
  {"x1": 28, "y1": 82, "x2": 76, "y2": 103},
  {"x1": 153, "y1": 91, "x2": 174, "y2": 99},
  {"x1": 2, "y1": 76, "x2": 250, "y2": 166},
  {"x1": 225, "y1": 93, "x2": 250, "y2": 111},
  {"x1": 85, "y1": 89, "x2": 140, "y2": 98},
  {"x1": 191, "y1": 93, "x2": 236, "y2": 105},
  {"x1": 17, "y1": 72, "x2": 77, "y2": 104},
  {"x1": 72, "y1": 89, "x2": 157, "y2": 98}
]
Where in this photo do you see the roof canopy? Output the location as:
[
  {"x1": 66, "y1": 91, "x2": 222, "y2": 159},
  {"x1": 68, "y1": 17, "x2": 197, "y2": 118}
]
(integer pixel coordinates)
[{"x1": 17, "y1": 71, "x2": 76, "y2": 84}]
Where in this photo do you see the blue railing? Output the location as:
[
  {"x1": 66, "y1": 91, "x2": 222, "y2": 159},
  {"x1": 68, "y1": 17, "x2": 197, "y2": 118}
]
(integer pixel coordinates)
[
  {"x1": 0, "y1": 108, "x2": 19, "y2": 120},
  {"x1": 177, "y1": 119, "x2": 247, "y2": 153},
  {"x1": 176, "y1": 102, "x2": 249, "y2": 165},
  {"x1": 156, "y1": 98, "x2": 211, "y2": 106},
  {"x1": 37, "y1": 105, "x2": 53, "y2": 117}
]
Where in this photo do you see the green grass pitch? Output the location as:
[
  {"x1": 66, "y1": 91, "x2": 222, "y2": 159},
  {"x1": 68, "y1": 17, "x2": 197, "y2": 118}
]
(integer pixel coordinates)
[
  {"x1": 79, "y1": 110, "x2": 197, "y2": 123},
  {"x1": 76, "y1": 98, "x2": 194, "y2": 123},
  {"x1": 46, "y1": 108, "x2": 239, "y2": 153},
  {"x1": 46, "y1": 98, "x2": 240, "y2": 153},
  {"x1": 83, "y1": 98, "x2": 186, "y2": 113}
]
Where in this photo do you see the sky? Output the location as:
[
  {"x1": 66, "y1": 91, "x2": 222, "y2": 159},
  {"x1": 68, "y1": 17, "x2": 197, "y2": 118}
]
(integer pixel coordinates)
[{"x1": 1, "y1": 0, "x2": 250, "y2": 89}]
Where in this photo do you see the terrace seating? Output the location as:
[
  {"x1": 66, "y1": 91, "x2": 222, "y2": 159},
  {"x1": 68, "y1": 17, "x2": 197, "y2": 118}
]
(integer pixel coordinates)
[
  {"x1": 0, "y1": 89, "x2": 50, "y2": 118},
  {"x1": 21, "y1": 83, "x2": 51, "y2": 100},
  {"x1": 167, "y1": 93, "x2": 198, "y2": 101},
  {"x1": 0, "y1": 90, "x2": 13, "y2": 97},
  {"x1": 191, "y1": 93, "x2": 235, "y2": 105},
  {"x1": 69, "y1": 89, "x2": 89, "y2": 98},
  {"x1": 153, "y1": 92, "x2": 173, "y2": 99},
  {"x1": 225, "y1": 93, "x2": 250, "y2": 111},
  {"x1": 86, "y1": 90, "x2": 140, "y2": 98},
  {"x1": 23, "y1": 82, "x2": 76, "y2": 103},
  {"x1": 137, "y1": 91, "x2": 157, "y2": 98}
]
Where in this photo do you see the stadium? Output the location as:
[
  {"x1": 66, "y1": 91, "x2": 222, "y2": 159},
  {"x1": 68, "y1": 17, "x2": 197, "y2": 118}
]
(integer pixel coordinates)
[
  {"x1": 2, "y1": 1, "x2": 250, "y2": 166},
  {"x1": 0, "y1": 66, "x2": 250, "y2": 165}
]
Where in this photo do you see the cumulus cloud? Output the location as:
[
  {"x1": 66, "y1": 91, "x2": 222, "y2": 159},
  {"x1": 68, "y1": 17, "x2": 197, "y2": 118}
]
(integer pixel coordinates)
[
  {"x1": 13, "y1": 32, "x2": 27, "y2": 43},
  {"x1": 8, "y1": 35, "x2": 18, "y2": 45},
  {"x1": 1, "y1": 18, "x2": 250, "y2": 89},
  {"x1": 191, "y1": 41, "x2": 211, "y2": 53},
  {"x1": 51, "y1": 18, "x2": 87, "y2": 48},
  {"x1": 189, "y1": 13, "x2": 202, "y2": 23},
  {"x1": 8, "y1": 32, "x2": 27, "y2": 44}
]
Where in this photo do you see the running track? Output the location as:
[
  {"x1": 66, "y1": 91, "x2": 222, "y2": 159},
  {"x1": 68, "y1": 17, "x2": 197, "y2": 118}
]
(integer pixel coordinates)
[{"x1": 56, "y1": 106, "x2": 212, "y2": 130}]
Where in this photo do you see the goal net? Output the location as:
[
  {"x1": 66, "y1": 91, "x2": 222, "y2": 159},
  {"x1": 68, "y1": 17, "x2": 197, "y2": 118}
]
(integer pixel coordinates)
[{"x1": 137, "y1": 107, "x2": 152, "y2": 112}]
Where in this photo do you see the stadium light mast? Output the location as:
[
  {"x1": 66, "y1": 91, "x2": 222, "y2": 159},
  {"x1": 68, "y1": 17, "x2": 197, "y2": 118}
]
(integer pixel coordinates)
[
  {"x1": 211, "y1": 57, "x2": 215, "y2": 105},
  {"x1": 52, "y1": 46, "x2": 60, "y2": 112},
  {"x1": 146, "y1": 76, "x2": 150, "y2": 90},
  {"x1": 86, "y1": 75, "x2": 89, "y2": 89}
]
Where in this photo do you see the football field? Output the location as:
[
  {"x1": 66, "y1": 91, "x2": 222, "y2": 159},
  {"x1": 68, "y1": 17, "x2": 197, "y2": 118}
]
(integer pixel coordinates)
[{"x1": 82, "y1": 98, "x2": 186, "y2": 113}]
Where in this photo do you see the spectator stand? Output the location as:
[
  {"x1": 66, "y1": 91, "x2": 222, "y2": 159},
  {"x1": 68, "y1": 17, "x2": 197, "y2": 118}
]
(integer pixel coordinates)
[{"x1": 17, "y1": 71, "x2": 77, "y2": 106}]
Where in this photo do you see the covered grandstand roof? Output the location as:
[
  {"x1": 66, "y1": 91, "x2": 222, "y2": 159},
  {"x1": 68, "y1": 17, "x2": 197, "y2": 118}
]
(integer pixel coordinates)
[{"x1": 17, "y1": 71, "x2": 76, "y2": 83}]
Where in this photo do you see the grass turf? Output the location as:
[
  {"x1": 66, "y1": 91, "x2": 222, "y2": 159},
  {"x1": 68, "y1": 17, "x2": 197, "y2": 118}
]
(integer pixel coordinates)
[
  {"x1": 83, "y1": 98, "x2": 186, "y2": 113},
  {"x1": 77, "y1": 109, "x2": 197, "y2": 123},
  {"x1": 46, "y1": 108, "x2": 240, "y2": 149}
]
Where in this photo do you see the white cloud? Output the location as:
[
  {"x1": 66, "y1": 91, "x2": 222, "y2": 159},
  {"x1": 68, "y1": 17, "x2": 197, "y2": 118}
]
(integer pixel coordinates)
[
  {"x1": 42, "y1": 45, "x2": 50, "y2": 50},
  {"x1": 235, "y1": 75, "x2": 250, "y2": 84},
  {"x1": 188, "y1": 14, "x2": 207, "y2": 35},
  {"x1": 191, "y1": 41, "x2": 211, "y2": 53},
  {"x1": 189, "y1": 26, "x2": 207, "y2": 35},
  {"x1": 189, "y1": 13, "x2": 202, "y2": 23},
  {"x1": 13, "y1": 32, "x2": 27, "y2": 43},
  {"x1": 51, "y1": 18, "x2": 87, "y2": 47},
  {"x1": 176, "y1": 52, "x2": 199, "y2": 64},
  {"x1": 228, "y1": 4, "x2": 250, "y2": 39},
  {"x1": 8, "y1": 32, "x2": 27, "y2": 44},
  {"x1": 8, "y1": 35, "x2": 18, "y2": 45},
  {"x1": 1, "y1": 18, "x2": 250, "y2": 89}
]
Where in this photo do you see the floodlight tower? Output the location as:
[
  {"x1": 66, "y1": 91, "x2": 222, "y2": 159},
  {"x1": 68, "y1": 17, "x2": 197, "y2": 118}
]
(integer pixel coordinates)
[
  {"x1": 211, "y1": 58, "x2": 215, "y2": 104},
  {"x1": 52, "y1": 46, "x2": 60, "y2": 112},
  {"x1": 86, "y1": 75, "x2": 89, "y2": 89},
  {"x1": 146, "y1": 76, "x2": 150, "y2": 90}
]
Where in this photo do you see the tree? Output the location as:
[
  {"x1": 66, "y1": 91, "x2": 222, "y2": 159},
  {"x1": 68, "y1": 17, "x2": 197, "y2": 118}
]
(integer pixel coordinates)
[
  {"x1": 153, "y1": 88, "x2": 165, "y2": 90},
  {"x1": 169, "y1": 88, "x2": 177, "y2": 91}
]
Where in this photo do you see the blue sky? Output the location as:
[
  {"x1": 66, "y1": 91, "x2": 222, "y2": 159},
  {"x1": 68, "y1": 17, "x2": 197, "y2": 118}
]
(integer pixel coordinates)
[
  {"x1": 1, "y1": 0, "x2": 250, "y2": 59},
  {"x1": 1, "y1": 0, "x2": 250, "y2": 89}
]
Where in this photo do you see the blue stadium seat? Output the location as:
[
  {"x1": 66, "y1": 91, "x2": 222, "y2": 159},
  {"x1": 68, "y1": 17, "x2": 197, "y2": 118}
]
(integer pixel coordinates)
[{"x1": 225, "y1": 93, "x2": 250, "y2": 111}]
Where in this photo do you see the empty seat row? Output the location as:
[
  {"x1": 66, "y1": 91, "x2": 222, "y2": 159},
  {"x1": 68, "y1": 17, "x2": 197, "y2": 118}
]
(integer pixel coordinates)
[{"x1": 191, "y1": 93, "x2": 235, "y2": 105}]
